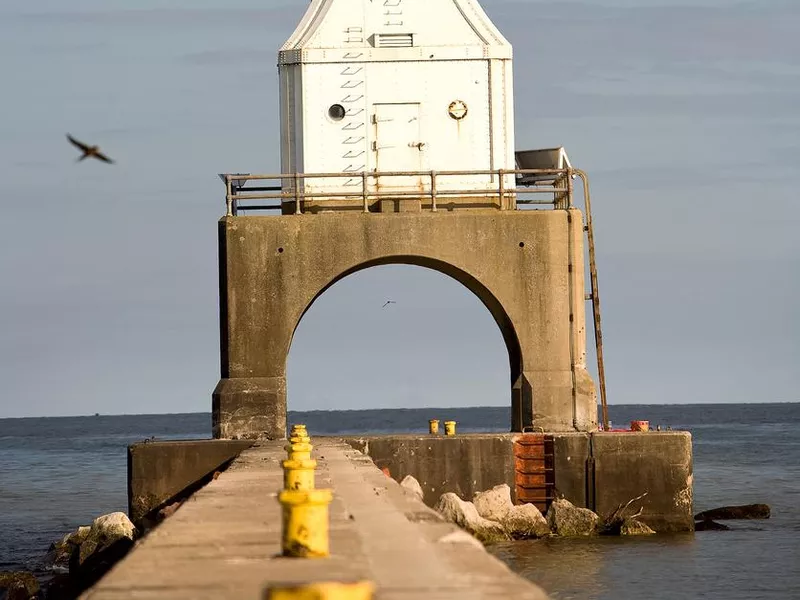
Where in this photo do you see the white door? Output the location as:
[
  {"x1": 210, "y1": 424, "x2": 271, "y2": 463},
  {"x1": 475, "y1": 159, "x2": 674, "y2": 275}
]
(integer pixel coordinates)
[{"x1": 372, "y1": 103, "x2": 426, "y2": 191}]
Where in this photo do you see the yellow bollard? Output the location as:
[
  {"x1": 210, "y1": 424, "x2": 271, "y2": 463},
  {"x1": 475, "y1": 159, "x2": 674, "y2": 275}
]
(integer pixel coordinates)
[
  {"x1": 290, "y1": 434, "x2": 312, "y2": 444},
  {"x1": 283, "y1": 458, "x2": 317, "y2": 491},
  {"x1": 264, "y1": 580, "x2": 374, "y2": 600},
  {"x1": 278, "y1": 489, "x2": 333, "y2": 558},
  {"x1": 444, "y1": 420, "x2": 457, "y2": 436},
  {"x1": 286, "y1": 441, "x2": 313, "y2": 461},
  {"x1": 291, "y1": 424, "x2": 308, "y2": 435},
  {"x1": 428, "y1": 419, "x2": 440, "y2": 435}
]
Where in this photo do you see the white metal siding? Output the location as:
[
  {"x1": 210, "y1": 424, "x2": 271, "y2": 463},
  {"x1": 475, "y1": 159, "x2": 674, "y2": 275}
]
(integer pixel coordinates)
[{"x1": 279, "y1": 0, "x2": 515, "y2": 198}]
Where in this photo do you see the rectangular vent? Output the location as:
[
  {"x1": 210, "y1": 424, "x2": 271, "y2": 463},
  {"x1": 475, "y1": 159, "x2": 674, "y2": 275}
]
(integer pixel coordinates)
[{"x1": 375, "y1": 33, "x2": 414, "y2": 48}]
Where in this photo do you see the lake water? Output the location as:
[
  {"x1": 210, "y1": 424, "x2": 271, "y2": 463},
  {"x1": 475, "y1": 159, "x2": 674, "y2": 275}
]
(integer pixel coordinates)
[{"x1": 1, "y1": 403, "x2": 798, "y2": 599}]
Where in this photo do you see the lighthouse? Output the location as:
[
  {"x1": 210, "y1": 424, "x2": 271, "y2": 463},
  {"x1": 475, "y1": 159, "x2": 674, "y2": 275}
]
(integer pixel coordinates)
[{"x1": 278, "y1": 0, "x2": 516, "y2": 202}]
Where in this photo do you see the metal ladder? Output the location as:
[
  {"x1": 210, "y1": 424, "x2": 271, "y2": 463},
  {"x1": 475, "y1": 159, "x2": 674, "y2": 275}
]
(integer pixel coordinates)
[{"x1": 573, "y1": 170, "x2": 609, "y2": 431}]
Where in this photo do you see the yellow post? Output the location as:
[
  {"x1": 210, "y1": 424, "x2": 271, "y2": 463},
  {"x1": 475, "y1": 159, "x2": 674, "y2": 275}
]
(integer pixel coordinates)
[
  {"x1": 428, "y1": 419, "x2": 440, "y2": 435},
  {"x1": 278, "y1": 489, "x2": 333, "y2": 558},
  {"x1": 444, "y1": 420, "x2": 457, "y2": 436},
  {"x1": 264, "y1": 581, "x2": 375, "y2": 600},
  {"x1": 286, "y1": 441, "x2": 313, "y2": 461},
  {"x1": 291, "y1": 424, "x2": 308, "y2": 436},
  {"x1": 290, "y1": 434, "x2": 312, "y2": 444},
  {"x1": 283, "y1": 458, "x2": 317, "y2": 491}
]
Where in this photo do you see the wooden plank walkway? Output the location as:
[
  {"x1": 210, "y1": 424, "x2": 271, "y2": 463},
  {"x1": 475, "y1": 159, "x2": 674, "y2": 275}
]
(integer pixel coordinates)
[{"x1": 82, "y1": 440, "x2": 548, "y2": 599}]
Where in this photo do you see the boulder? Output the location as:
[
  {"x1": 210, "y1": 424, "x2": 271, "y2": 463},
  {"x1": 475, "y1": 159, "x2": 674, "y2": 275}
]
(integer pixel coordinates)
[
  {"x1": 620, "y1": 518, "x2": 656, "y2": 536},
  {"x1": 434, "y1": 493, "x2": 509, "y2": 544},
  {"x1": 400, "y1": 475, "x2": 424, "y2": 502},
  {"x1": 75, "y1": 512, "x2": 136, "y2": 567},
  {"x1": 0, "y1": 571, "x2": 39, "y2": 600},
  {"x1": 68, "y1": 512, "x2": 137, "y2": 595},
  {"x1": 472, "y1": 484, "x2": 514, "y2": 522},
  {"x1": 502, "y1": 503, "x2": 551, "y2": 539},
  {"x1": 695, "y1": 519, "x2": 730, "y2": 531},
  {"x1": 546, "y1": 498, "x2": 600, "y2": 536},
  {"x1": 694, "y1": 504, "x2": 770, "y2": 521},
  {"x1": 47, "y1": 525, "x2": 91, "y2": 569}
]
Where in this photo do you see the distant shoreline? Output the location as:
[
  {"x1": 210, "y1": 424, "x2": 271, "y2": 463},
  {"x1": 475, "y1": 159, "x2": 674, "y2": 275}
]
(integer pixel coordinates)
[{"x1": 1, "y1": 401, "x2": 799, "y2": 420}]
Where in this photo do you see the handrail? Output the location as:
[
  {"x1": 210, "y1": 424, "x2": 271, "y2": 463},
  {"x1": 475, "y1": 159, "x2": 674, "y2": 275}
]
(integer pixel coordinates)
[{"x1": 220, "y1": 168, "x2": 573, "y2": 216}]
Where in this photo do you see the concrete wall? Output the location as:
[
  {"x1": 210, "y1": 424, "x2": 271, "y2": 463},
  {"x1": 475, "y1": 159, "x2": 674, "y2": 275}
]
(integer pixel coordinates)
[
  {"x1": 550, "y1": 432, "x2": 694, "y2": 533},
  {"x1": 349, "y1": 431, "x2": 694, "y2": 532},
  {"x1": 215, "y1": 208, "x2": 597, "y2": 439},
  {"x1": 127, "y1": 439, "x2": 253, "y2": 526},
  {"x1": 345, "y1": 434, "x2": 517, "y2": 506},
  {"x1": 592, "y1": 432, "x2": 694, "y2": 533}
]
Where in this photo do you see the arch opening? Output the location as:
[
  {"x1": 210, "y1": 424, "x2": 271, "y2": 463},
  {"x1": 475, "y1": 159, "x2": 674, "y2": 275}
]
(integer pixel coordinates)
[{"x1": 286, "y1": 259, "x2": 523, "y2": 433}]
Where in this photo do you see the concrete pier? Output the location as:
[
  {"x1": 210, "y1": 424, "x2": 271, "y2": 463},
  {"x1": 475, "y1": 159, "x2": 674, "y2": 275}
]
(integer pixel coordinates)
[{"x1": 86, "y1": 440, "x2": 548, "y2": 599}]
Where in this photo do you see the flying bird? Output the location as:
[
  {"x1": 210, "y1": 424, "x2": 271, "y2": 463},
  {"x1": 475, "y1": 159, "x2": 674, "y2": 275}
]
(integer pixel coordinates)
[
  {"x1": 66, "y1": 134, "x2": 115, "y2": 164},
  {"x1": 382, "y1": 300, "x2": 396, "y2": 308}
]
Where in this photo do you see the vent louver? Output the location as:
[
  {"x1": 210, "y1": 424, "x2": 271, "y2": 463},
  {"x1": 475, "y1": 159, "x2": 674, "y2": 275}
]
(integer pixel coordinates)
[{"x1": 375, "y1": 33, "x2": 414, "y2": 48}]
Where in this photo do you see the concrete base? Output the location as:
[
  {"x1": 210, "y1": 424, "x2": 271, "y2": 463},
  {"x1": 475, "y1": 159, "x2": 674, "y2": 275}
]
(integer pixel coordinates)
[
  {"x1": 212, "y1": 377, "x2": 286, "y2": 440},
  {"x1": 552, "y1": 431, "x2": 694, "y2": 533},
  {"x1": 127, "y1": 439, "x2": 254, "y2": 526},
  {"x1": 349, "y1": 431, "x2": 694, "y2": 533}
]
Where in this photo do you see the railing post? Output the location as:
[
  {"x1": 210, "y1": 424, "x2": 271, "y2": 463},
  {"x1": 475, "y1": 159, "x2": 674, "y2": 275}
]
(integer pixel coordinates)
[
  {"x1": 294, "y1": 173, "x2": 301, "y2": 215},
  {"x1": 498, "y1": 169, "x2": 505, "y2": 210},
  {"x1": 567, "y1": 168, "x2": 574, "y2": 209},
  {"x1": 362, "y1": 172, "x2": 369, "y2": 213},
  {"x1": 225, "y1": 176, "x2": 233, "y2": 217},
  {"x1": 430, "y1": 170, "x2": 437, "y2": 212}
]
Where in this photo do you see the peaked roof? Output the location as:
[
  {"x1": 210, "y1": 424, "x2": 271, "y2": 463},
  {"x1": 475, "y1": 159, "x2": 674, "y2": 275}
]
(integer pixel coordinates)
[{"x1": 280, "y1": 0, "x2": 511, "y2": 51}]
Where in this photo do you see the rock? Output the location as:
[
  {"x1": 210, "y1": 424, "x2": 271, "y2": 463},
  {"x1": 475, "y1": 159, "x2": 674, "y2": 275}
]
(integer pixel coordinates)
[
  {"x1": 694, "y1": 504, "x2": 770, "y2": 521},
  {"x1": 0, "y1": 571, "x2": 40, "y2": 600},
  {"x1": 620, "y1": 518, "x2": 656, "y2": 536},
  {"x1": 76, "y1": 512, "x2": 136, "y2": 567},
  {"x1": 502, "y1": 503, "x2": 551, "y2": 539},
  {"x1": 546, "y1": 498, "x2": 600, "y2": 536},
  {"x1": 47, "y1": 525, "x2": 91, "y2": 569},
  {"x1": 695, "y1": 519, "x2": 730, "y2": 531},
  {"x1": 68, "y1": 512, "x2": 137, "y2": 595},
  {"x1": 400, "y1": 475, "x2": 424, "y2": 502},
  {"x1": 472, "y1": 484, "x2": 514, "y2": 522},
  {"x1": 434, "y1": 493, "x2": 509, "y2": 543}
]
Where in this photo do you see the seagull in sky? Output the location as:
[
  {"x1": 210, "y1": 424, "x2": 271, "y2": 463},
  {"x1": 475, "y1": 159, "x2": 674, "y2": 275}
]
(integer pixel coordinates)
[
  {"x1": 66, "y1": 134, "x2": 115, "y2": 164},
  {"x1": 382, "y1": 300, "x2": 396, "y2": 308}
]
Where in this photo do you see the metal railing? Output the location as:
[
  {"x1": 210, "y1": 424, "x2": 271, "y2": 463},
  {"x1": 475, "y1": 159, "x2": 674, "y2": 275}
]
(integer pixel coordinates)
[{"x1": 219, "y1": 168, "x2": 575, "y2": 216}]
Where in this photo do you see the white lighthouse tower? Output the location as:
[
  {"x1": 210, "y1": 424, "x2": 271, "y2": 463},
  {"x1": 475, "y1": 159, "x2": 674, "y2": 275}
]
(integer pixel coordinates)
[{"x1": 278, "y1": 0, "x2": 515, "y2": 203}]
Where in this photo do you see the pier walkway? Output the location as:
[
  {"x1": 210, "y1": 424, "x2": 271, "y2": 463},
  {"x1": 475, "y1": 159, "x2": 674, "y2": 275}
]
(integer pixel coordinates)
[{"x1": 82, "y1": 440, "x2": 548, "y2": 599}]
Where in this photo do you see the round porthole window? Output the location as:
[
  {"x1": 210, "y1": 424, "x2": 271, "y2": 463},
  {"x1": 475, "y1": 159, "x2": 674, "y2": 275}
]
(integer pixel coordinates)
[
  {"x1": 328, "y1": 104, "x2": 346, "y2": 121},
  {"x1": 448, "y1": 100, "x2": 468, "y2": 120}
]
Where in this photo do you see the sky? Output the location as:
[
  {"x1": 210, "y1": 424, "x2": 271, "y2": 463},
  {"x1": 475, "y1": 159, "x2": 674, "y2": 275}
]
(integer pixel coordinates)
[{"x1": 0, "y1": 0, "x2": 797, "y2": 417}]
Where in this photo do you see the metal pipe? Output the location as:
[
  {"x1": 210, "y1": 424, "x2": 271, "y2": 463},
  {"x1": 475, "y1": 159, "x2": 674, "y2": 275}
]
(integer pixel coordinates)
[
  {"x1": 430, "y1": 170, "x2": 437, "y2": 212},
  {"x1": 498, "y1": 168, "x2": 506, "y2": 210},
  {"x1": 293, "y1": 173, "x2": 301, "y2": 215},
  {"x1": 219, "y1": 168, "x2": 570, "y2": 181},
  {"x1": 575, "y1": 169, "x2": 609, "y2": 432},
  {"x1": 225, "y1": 176, "x2": 233, "y2": 217},
  {"x1": 361, "y1": 172, "x2": 369, "y2": 213},
  {"x1": 231, "y1": 187, "x2": 568, "y2": 202}
]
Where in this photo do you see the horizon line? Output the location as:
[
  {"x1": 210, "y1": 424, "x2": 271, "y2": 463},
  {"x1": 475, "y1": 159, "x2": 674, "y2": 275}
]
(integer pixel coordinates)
[{"x1": 1, "y1": 400, "x2": 798, "y2": 420}]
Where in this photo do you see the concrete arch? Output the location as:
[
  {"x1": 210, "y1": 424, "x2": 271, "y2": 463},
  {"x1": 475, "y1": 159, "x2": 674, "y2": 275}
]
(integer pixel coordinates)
[
  {"x1": 288, "y1": 256, "x2": 522, "y2": 391},
  {"x1": 213, "y1": 210, "x2": 598, "y2": 439}
]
